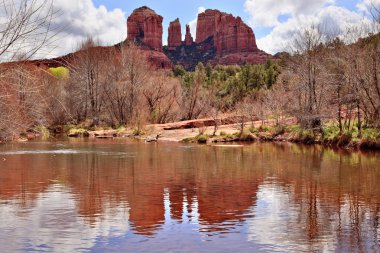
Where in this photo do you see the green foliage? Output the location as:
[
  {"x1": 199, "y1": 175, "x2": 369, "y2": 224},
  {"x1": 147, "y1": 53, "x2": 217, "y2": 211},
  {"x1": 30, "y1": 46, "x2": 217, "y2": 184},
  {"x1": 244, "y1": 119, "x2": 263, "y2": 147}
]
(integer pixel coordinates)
[
  {"x1": 298, "y1": 129, "x2": 315, "y2": 144},
  {"x1": 48, "y1": 67, "x2": 69, "y2": 79},
  {"x1": 182, "y1": 134, "x2": 210, "y2": 143},
  {"x1": 220, "y1": 131, "x2": 227, "y2": 136},
  {"x1": 68, "y1": 127, "x2": 87, "y2": 136},
  {"x1": 132, "y1": 129, "x2": 145, "y2": 136},
  {"x1": 196, "y1": 134, "x2": 209, "y2": 143},
  {"x1": 265, "y1": 59, "x2": 279, "y2": 88},
  {"x1": 173, "y1": 65, "x2": 186, "y2": 77},
  {"x1": 273, "y1": 125, "x2": 286, "y2": 136},
  {"x1": 362, "y1": 128, "x2": 380, "y2": 141},
  {"x1": 249, "y1": 126, "x2": 258, "y2": 133},
  {"x1": 63, "y1": 124, "x2": 76, "y2": 132},
  {"x1": 116, "y1": 126, "x2": 127, "y2": 134},
  {"x1": 322, "y1": 123, "x2": 341, "y2": 142},
  {"x1": 322, "y1": 122, "x2": 379, "y2": 145},
  {"x1": 258, "y1": 125, "x2": 272, "y2": 132},
  {"x1": 176, "y1": 62, "x2": 280, "y2": 107},
  {"x1": 35, "y1": 125, "x2": 50, "y2": 140}
]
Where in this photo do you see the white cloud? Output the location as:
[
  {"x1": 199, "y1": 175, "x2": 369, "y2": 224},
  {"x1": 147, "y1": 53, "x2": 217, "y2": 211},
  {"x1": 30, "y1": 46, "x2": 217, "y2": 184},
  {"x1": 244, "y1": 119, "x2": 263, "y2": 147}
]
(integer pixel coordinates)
[
  {"x1": 357, "y1": 0, "x2": 380, "y2": 13},
  {"x1": 244, "y1": 0, "x2": 335, "y2": 28},
  {"x1": 38, "y1": 0, "x2": 127, "y2": 58},
  {"x1": 245, "y1": 0, "x2": 376, "y2": 54},
  {"x1": 0, "y1": 186, "x2": 130, "y2": 252},
  {"x1": 187, "y1": 7, "x2": 206, "y2": 41}
]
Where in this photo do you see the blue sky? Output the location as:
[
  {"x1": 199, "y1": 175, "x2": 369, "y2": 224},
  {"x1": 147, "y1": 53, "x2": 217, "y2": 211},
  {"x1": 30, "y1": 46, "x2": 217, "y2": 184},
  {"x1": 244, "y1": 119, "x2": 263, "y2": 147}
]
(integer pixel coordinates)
[
  {"x1": 90, "y1": 0, "x2": 364, "y2": 42},
  {"x1": 92, "y1": 0, "x2": 253, "y2": 41},
  {"x1": 41, "y1": 0, "x2": 379, "y2": 57}
]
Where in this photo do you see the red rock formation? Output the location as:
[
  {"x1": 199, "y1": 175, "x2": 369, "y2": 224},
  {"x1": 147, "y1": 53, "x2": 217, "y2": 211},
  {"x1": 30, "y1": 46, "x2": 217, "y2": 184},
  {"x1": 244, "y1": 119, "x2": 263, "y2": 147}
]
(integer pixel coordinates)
[
  {"x1": 212, "y1": 51, "x2": 271, "y2": 66},
  {"x1": 168, "y1": 18, "x2": 182, "y2": 50},
  {"x1": 184, "y1": 25, "x2": 194, "y2": 46},
  {"x1": 141, "y1": 49, "x2": 172, "y2": 69},
  {"x1": 196, "y1": 9, "x2": 258, "y2": 56},
  {"x1": 127, "y1": 6, "x2": 163, "y2": 52},
  {"x1": 214, "y1": 16, "x2": 257, "y2": 56},
  {"x1": 196, "y1": 10, "x2": 220, "y2": 43}
]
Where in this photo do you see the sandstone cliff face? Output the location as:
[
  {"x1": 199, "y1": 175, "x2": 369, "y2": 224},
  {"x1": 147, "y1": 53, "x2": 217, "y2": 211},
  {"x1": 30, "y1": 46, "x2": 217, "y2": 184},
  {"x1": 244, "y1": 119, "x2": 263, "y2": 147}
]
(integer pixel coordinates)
[
  {"x1": 168, "y1": 18, "x2": 182, "y2": 49},
  {"x1": 126, "y1": 6, "x2": 270, "y2": 70},
  {"x1": 185, "y1": 25, "x2": 194, "y2": 46},
  {"x1": 196, "y1": 9, "x2": 257, "y2": 56},
  {"x1": 214, "y1": 16, "x2": 257, "y2": 56},
  {"x1": 127, "y1": 6, "x2": 163, "y2": 52},
  {"x1": 142, "y1": 49, "x2": 173, "y2": 69},
  {"x1": 196, "y1": 10, "x2": 220, "y2": 44},
  {"x1": 164, "y1": 37, "x2": 216, "y2": 70}
]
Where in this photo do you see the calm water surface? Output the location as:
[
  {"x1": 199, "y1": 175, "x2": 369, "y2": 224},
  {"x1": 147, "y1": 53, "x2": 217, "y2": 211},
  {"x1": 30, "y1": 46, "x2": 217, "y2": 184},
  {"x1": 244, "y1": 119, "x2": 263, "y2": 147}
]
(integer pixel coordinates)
[{"x1": 0, "y1": 140, "x2": 379, "y2": 252}]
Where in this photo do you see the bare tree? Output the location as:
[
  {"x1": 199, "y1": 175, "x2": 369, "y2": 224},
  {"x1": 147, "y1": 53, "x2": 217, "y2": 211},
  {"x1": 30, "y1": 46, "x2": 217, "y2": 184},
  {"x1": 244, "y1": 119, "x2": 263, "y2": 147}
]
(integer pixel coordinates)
[
  {"x1": 143, "y1": 71, "x2": 180, "y2": 124},
  {"x1": 103, "y1": 43, "x2": 149, "y2": 127},
  {"x1": 0, "y1": 0, "x2": 59, "y2": 141},
  {"x1": 0, "y1": 0, "x2": 58, "y2": 61},
  {"x1": 42, "y1": 69, "x2": 71, "y2": 126},
  {"x1": 205, "y1": 79, "x2": 225, "y2": 136},
  {"x1": 67, "y1": 38, "x2": 112, "y2": 124},
  {"x1": 180, "y1": 63, "x2": 207, "y2": 120},
  {"x1": 0, "y1": 62, "x2": 47, "y2": 140},
  {"x1": 286, "y1": 26, "x2": 330, "y2": 131}
]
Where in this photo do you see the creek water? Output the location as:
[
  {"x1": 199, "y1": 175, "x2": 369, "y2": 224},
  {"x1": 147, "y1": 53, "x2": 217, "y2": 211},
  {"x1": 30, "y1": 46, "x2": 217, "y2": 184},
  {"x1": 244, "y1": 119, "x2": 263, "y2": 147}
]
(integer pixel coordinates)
[{"x1": 0, "y1": 139, "x2": 379, "y2": 252}]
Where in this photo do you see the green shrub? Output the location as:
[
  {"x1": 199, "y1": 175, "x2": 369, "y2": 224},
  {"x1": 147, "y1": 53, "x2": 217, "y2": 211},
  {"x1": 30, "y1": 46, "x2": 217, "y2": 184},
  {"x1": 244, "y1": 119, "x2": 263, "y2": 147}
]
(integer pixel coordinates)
[
  {"x1": 249, "y1": 126, "x2": 258, "y2": 133},
  {"x1": 35, "y1": 125, "x2": 50, "y2": 140},
  {"x1": 289, "y1": 125, "x2": 302, "y2": 134},
  {"x1": 196, "y1": 134, "x2": 209, "y2": 144},
  {"x1": 48, "y1": 67, "x2": 69, "y2": 79},
  {"x1": 258, "y1": 125, "x2": 271, "y2": 132},
  {"x1": 362, "y1": 128, "x2": 379, "y2": 141},
  {"x1": 68, "y1": 127, "x2": 87, "y2": 137},
  {"x1": 132, "y1": 129, "x2": 145, "y2": 136},
  {"x1": 273, "y1": 125, "x2": 286, "y2": 136},
  {"x1": 63, "y1": 124, "x2": 76, "y2": 133},
  {"x1": 322, "y1": 123, "x2": 340, "y2": 142},
  {"x1": 182, "y1": 137, "x2": 195, "y2": 143},
  {"x1": 298, "y1": 129, "x2": 315, "y2": 144},
  {"x1": 116, "y1": 126, "x2": 127, "y2": 134}
]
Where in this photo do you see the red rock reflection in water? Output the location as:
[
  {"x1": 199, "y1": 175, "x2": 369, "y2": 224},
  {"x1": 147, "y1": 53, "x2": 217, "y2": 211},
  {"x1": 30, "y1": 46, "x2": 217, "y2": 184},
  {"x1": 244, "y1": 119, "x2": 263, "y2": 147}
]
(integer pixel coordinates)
[{"x1": 0, "y1": 141, "x2": 379, "y2": 252}]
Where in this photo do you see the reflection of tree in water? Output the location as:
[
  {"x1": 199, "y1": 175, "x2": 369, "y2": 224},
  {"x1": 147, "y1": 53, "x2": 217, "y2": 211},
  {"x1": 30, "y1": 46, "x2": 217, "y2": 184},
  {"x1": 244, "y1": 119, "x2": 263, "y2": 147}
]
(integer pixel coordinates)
[{"x1": 0, "y1": 142, "x2": 379, "y2": 250}]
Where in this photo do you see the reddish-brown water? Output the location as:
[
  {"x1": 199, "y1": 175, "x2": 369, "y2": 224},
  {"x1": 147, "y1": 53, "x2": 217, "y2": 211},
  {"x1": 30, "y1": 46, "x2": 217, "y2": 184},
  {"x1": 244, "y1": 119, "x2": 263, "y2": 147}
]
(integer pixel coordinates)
[{"x1": 0, "y1": 140, "x2": 379, "y2": 252}]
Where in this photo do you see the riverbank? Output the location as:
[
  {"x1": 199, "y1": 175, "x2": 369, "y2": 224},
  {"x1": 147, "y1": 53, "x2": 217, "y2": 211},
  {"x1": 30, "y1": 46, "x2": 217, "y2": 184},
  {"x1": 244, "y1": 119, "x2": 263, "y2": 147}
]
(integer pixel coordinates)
[
  {"x1": 9, "y1": 117, "x2": 380, "y2": 151},
  {"x1": 152, "y1": 122, "x2": 380, "y2": 150}
]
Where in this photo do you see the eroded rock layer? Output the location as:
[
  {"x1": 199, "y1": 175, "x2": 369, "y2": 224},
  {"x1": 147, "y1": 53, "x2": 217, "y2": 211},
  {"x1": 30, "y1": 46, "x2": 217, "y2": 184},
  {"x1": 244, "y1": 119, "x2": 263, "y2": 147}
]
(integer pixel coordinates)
[
  {"x1": 164, "y1": 8, "x2": 270, "y2": 70},
  {"x1": 33, "y1": 6, "x2": 271, "y2": 71},
  {"x1": 127, "y1": 6, "x2": 163, "y2": 52},
  {"x1": 168, "y1": 18, "x2": 182, "y2": 49},
  {"x1": 184, "y1": 25, "x2": 194, "y2": 46},
  {"x1": 196, "y1": 9, "x2": 258, "y2": 56}
]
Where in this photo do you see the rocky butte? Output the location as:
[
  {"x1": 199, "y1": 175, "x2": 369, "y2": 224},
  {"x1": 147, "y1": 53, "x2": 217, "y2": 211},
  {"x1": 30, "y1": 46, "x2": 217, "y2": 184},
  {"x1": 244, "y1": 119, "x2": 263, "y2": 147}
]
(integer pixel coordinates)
[
  {"x1": 30, "y1": 6, "x2": 271, "y2": 71},
  {"x1": 126, "y1": 6, "x2": 172, "y2": 68},
  {"x1": 163, "y1": 9, "x2": 271, "y2": 70},
  {"x1": 167, "y1": 18, "x2": 182, "y2": 50},
  {"x1": 184, "y1": 25, "x2": 194, "y2": 46}
]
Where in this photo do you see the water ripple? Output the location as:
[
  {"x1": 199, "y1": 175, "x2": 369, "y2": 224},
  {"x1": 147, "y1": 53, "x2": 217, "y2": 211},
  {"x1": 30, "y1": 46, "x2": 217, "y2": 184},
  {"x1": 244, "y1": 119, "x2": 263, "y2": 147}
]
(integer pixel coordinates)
[{"x1": 0, "y1": 149, "x2": 135, "y2": 156}]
